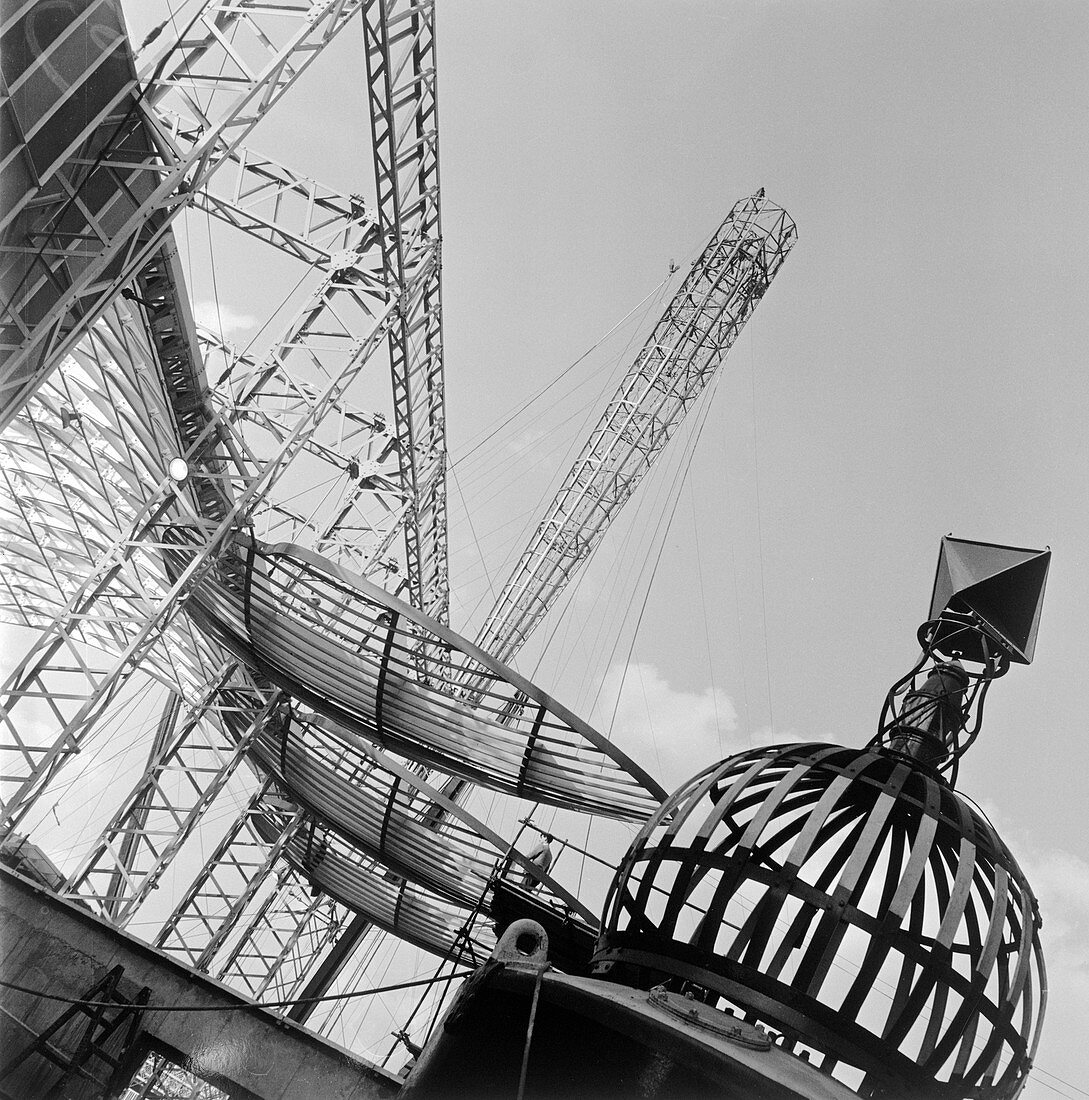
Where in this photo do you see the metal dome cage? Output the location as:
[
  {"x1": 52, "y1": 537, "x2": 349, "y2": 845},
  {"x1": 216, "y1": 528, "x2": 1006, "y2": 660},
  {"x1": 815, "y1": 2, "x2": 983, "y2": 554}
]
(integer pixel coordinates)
[{"x1": 593, "y1": 743, "x2": 1045, "y2": 1099}]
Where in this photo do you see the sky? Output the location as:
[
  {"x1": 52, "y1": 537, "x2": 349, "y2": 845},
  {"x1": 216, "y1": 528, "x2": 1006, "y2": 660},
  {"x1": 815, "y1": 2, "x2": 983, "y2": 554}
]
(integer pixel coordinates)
[
  {"x1": 430, "y1": 6, "x2": 1089, "y2": 1094},
  {"x1": 439, "y1": 4, "x2": 1089, "y2": 1093},
  {"x1": 7, "y1": 1, "x2": 1089, "y2": 1095}
]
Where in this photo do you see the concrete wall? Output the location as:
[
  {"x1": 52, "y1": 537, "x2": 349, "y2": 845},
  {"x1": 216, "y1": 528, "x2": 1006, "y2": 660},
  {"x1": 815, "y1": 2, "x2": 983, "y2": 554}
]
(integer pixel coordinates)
[{"x1": 0, "y1": 868, "x2": 400, "y2": 1100}]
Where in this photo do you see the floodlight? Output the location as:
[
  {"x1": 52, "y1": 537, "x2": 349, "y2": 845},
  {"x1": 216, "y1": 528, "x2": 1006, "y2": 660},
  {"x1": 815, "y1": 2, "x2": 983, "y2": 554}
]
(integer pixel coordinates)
[
  {"x1": 873, "y1": 536, "x2": 1051, "y2": 778},
  {"x1": 927, "y1": 536, "x2": 1050, "y2": 665}
]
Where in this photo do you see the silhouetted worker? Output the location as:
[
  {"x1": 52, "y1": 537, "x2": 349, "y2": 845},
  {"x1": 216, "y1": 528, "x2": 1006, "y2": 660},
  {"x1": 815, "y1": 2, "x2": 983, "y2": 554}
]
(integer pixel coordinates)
[
  {"x1": 268, "y1": 696, "x2": 293, "y2": 741},
  {"x1": 392, "y1": 1029, "x2": 422, "y2": 1079},
  {"x1": 521, "y1": 837, "x2": 553, "y2": 891}
]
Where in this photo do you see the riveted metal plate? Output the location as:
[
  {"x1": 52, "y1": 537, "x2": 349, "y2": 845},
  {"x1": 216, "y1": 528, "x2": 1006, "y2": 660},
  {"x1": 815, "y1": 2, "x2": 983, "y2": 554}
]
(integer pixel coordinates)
[{"x1": 647, "y1": 988, "x2": 772, "y2": 1050}]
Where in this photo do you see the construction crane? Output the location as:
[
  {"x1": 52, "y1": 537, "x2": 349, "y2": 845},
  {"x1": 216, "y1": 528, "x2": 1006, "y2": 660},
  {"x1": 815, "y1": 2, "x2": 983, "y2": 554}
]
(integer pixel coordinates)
[{"x1": 476, "y1": 190, "x2": 796, "y2": 667}]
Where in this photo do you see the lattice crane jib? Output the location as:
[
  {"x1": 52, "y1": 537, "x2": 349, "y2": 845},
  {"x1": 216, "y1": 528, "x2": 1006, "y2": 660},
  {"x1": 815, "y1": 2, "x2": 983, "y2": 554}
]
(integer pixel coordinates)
[{"x1": 475, "y1": 192, "x2": 796, "y2": 668}]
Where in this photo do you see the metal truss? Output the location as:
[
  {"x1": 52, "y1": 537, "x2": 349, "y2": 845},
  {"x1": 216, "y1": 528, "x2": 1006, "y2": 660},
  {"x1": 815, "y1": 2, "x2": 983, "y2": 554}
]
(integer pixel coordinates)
[
  {"x1": 4, "y1": 310, "x2": 409, "y2": 906},
  {"x1": 137, "y1": 2, "x2": 447, "y2": 993},
  {"x1": 211, "y1": 254, "x2": 423, "y2": 585},
  {"x1": 0, "y1": 267, "x2": 404, "y2": 826},
  {"x1": 236, "y1": 0, "x2": 450, "y2": 1002},
  {"x1": 0, "y1": 304, "x2": 238, "y2": 861},
  {"x1": 151, "y1": 781, "x2": 294, "y2": 970},
  {"x1": 193, "y1": 320, "x2": 408, "y2": 581},
  {"x1": 476, "y1": 192, "x2": 797, "y2": 666},
  {"x1": 59, "y1": 667, "x2": 268, "y2": 926},
  {"x1": 362, "y1": 0, "x2": 447, "y2": 623},
  {"x1": 1, "y1": 0, "x2": 367, "y2": 428},
  {"x1": 0, "y1": 306, "x2": 212, "y2": 684},
  {"x1": 218, "y1": 876, "x2": 349, "y2": 1004},
  {"x1": 0, "y1": 0, "x2": 459, "y2": 1035},
  {"x1": 0, "y1": 0, "x2": 787, "y2": 1042},
  {"x1": 128, "y1": 0, "x2": 451, "y2": 1004},
  {"x1": 145, "y1": 781, "x2": 348, "y2": 1006},
  {"x1": 180, "y1": 132, "x2": 377, "y2": 267}
]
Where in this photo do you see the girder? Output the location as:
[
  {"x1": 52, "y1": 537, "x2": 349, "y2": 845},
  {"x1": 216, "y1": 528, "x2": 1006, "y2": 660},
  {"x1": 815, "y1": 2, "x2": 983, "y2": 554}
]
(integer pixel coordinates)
[
  {"x1": 178, "y1": 131, "x2": 377, "y2": 267},
  {"x1": 145, "y1": 787, "x2": 360, "y2": 1003},
  {"x1": 0, "y1": 422, "x2": 227, "y2": 831},
  {"x1": 60, "y1": 664, "x2": 265, "y2": 926},
  {"x1": 151, "y1": 780, "x2": 299, "y2": 971},
  {"x1": 211, "y1": 249, "x2": 433, "y2": 592},
  {"x1": 0, "y1": 264, "x2": 414, "y2": 838},
  {"x1": 1, "y1": 0, "x2": 367, "y2": 428},
  {"x1": 130, "y1": 242, "x2": 235, "y2": 523},
  {"x1": 475, "y1": 192, "x2": 797, "y2": 667},
  {"x1": 1, "y1": 259, "x2": 444, "y2": 1007},
  {"x1": 100, "y1": 689, "x2": 182, "y2": 920},
  {"x1": 2, "y1": 0, "x2": 450, "y2": 982},
  {"x1": 251, "y1": 4, "x2": 452, "y2": 1000},
  {"x1": 0, "y1": 0, "x2": 742, "y2": 1037},
  {"x1": 214, "y1": 866, "x2": 349, "y2": 1004},
  {"x1": 0, "y1": 327, "x2": 358, "y2": 1004},
  {"x1": 144, "y1": 0, "x2": 452, "y2": 1003},
  {"x1": 362, "y1": 0, "x2": 447, "y2": 623}
]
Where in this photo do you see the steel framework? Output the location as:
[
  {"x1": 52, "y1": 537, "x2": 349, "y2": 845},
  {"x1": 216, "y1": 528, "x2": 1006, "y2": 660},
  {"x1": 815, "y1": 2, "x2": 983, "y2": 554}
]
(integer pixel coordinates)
[
  {"x1": 0, "y1": 0, "x2": 797, "y2": 1066},
  {"x1": 1, "y1": 0, "x2": 459, "y2": 1026},
  {"x1": 476, "y1": 191, "x2": 797, "y2": 667}
]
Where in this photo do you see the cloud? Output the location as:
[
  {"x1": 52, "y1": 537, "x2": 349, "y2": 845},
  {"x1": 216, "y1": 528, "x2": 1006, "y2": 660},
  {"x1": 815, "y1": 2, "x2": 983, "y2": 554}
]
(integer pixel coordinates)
[
  {"x1": 591, "y1": 661, "x2": 740, "y2": 787},
  {"x1": 1022, "y1": 847, "x2": 1089, "y2": 1004},
  {"x1": 977, "y1": 799, "x2": 1089, "y2": 1006},
  {"x1": 192, "y1": 300, "x2": 258, "y2": 339}
]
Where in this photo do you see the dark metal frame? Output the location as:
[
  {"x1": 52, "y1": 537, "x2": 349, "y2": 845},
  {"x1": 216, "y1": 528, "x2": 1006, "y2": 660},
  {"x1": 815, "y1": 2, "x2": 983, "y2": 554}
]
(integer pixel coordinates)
[
  {"x1": 0, "y1": 965, "x2": 150, "y2": 1099},
  {"x1": 595, "y1": 743, "x2": 1045, "y2": 1098},
  {"x1": 869, "y1": 609, "x2": 1012, "y2": 787}
]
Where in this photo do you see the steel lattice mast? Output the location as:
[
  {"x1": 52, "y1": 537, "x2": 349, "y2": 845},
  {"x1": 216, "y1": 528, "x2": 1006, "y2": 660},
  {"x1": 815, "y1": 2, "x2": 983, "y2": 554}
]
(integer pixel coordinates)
[{"x1": 475, "y1": 191, "x2": 796, "y2": 667}]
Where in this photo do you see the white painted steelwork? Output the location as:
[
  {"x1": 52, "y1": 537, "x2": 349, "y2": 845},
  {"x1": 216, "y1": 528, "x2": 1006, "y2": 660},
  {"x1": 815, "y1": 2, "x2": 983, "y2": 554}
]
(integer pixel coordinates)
[
  {"x1": 0, "y1": 0, "x2": 794, "y2": 1034},
  {"x1": 168, "y1": 536, "x2": 666, "y2": 821}
]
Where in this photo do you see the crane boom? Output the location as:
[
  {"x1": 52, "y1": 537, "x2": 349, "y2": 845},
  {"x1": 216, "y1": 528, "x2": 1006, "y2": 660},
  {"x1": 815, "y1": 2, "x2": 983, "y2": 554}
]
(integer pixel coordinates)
[{"x1": 475, "y1": 191, "x2": 796, "y2": 666}]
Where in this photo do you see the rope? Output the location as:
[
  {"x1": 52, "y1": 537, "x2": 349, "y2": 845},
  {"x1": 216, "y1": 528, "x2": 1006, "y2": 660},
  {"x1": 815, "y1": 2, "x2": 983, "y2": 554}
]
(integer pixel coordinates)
[
  {"x1": 0, "y1": 972, "x2": 471, "y2": 1014},
  {"x1": 516, "y1": 966, "x2": 545, "y2": 1100}
]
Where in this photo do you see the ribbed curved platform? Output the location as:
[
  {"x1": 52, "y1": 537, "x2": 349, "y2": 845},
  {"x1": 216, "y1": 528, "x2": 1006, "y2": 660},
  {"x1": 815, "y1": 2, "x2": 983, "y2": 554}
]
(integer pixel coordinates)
[
  {"x1": 229, "y1": 698, "x2": 594, "y2": 918},
  {"x1": 176, "y1": 536, "x2": 666, "y2": 821},
  {"x1": 279, "y1": 824, "x2": 496, "y2": 967}
]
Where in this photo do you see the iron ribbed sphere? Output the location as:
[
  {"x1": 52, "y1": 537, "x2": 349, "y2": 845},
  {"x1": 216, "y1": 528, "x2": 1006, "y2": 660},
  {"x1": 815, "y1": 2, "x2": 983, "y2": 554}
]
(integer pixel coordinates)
[{"x1": 594, "y1": 744, "x2": 1045, "y2": 1098}]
